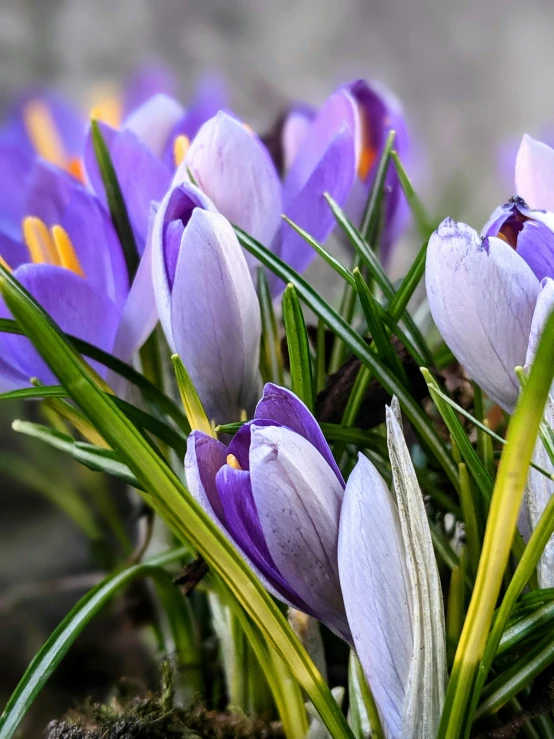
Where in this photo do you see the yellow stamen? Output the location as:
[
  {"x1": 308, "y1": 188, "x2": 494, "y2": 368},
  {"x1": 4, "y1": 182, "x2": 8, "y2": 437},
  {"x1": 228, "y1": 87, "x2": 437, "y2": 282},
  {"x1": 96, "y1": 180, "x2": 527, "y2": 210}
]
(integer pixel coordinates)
[
  {"x1": 67, "y1": 157, "x2": 85, "y2": 183},
  {"x1": 23, "y1": 100, "x2": 67, "y2": 169},
  {"x1": 243, "y1": 122, "x2": 254, "y2": 135},
  {"x1": 87, "y1": 85, "x2": 122, "y2": 128},
  {"x1": 226, "y1": 454, "x2": 243, "y2": 471},
  {"x1": 0, "y1": 255, "x2": 11, "y2": 272},
  {"x1": 51, "y1": 225, "x2": 85, "y2": 277},
  {"x1": 23, "y1": 217, "x2": 59, "y2": 265},
  {"x1": 173, "y1": 135, "x2": 191, "y2": 167},
  {"x1": 358, "y1": 143, "x2": 377, "y2": 181}
]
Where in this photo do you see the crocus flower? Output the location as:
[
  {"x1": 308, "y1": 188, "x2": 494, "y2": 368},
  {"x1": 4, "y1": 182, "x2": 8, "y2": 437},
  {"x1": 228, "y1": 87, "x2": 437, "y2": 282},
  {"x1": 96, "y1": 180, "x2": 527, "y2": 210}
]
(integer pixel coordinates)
[
  {"x1": 152, "y1": 182, "x2": 261, "y2": 424},
  {"x1": 275, "y1": 80, "x2": 410, "y2": 265},
  {"x1": 426, "y1": 192, "x2": 554, "y2": 412},
  {"x1": 176, "y1": 93, "x2": 357, "y2": 289},
  {"x1": 185, "y1": 383, "x2": 351, "y2": 640},
  {"x1": 0, "y1": 160, "x2": 158, "y2": 390}
]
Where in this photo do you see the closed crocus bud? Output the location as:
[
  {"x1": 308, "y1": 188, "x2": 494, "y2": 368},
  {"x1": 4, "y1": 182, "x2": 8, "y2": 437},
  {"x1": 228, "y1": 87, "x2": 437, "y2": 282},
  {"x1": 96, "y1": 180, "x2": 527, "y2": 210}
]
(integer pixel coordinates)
[
  {"x1": 426, "y1": 216, "x2": 543, "y2": 412},
  {"x1": 185, "y1": 383, "x2": 351, "y2": 642},
  {"x1": 152, "y1": 182, "x2": 261, "y2": 424}
]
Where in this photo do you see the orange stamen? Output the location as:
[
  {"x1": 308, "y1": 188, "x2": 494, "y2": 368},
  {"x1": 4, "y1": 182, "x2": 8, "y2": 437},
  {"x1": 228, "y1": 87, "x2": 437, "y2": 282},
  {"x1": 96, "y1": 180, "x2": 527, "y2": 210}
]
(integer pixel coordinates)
[
  {"x1": 67, "y1": 157, "x2": 85, "y2": 183},
  {"x1": 23, "y1": 217, "x2": 59, "y2": 265},
  {"x1": 51, "y1": 225, "x2": 85, "y2": 277},
  {"x1": 23, "y1": 100, "x2": 67, "y2": 169},
  {"x1": 226, "y1": 454, "x2": 242, "y2": 471},
  {"x1": 174, "y1": 135, "x2": 191, "y2": 167}
]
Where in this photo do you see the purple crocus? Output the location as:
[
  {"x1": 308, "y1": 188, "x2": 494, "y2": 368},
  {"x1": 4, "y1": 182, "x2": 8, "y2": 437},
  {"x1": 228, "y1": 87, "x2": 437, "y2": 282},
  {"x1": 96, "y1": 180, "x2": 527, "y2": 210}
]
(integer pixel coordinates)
[
  {"x1": 152, "y1": 182, "x2": 261, "y2": 424},
  {"x1": 185, "y1": 383, "x2": 351, "y2": 641},
  {"x1": 0, "y1": 161, "x2": 157, "y2": 390},
  {"x1": 277, "y1": 80, "x2": 410, "y2": 265}
]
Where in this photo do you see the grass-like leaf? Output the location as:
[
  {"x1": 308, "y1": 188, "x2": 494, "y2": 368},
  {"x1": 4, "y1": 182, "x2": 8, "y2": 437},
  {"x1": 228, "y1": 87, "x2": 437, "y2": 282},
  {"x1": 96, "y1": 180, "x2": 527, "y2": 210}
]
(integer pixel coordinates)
[{"x1": 283, "y1": 283, "x2": 314, "y2": 411}]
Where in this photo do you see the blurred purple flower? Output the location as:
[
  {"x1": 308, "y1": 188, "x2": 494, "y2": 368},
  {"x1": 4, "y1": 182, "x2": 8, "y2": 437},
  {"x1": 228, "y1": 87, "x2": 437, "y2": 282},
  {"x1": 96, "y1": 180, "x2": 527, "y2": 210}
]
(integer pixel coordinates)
[{"x1": 152, "y1": 182, "x2": 261, "y2": 423}]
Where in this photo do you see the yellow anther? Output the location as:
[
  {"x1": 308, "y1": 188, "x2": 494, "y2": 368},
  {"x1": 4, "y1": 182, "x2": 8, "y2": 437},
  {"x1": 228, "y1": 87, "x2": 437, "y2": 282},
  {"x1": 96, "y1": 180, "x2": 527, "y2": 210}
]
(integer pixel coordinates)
[
  {"x1": 87, "y1": 85, "x2": 122, "y2": 128},
  {"x1": 23, "y1": 100, "x2": 67, "y2": 169},
  {"x1": 23, "y1": 217, "x2": 59, "y2": 265},
  {"x1": 226, "y1": 454, "x2": 243, "y2": 471},
  {"x1": 173, "y1": 135, "x2": 191, "y2": 167},
  {"x1": 0, "y1": 255, "x2": 11, "y2": 272},
  {"x1": 51, "y1": 225, "x2": 85, "y2": 277},
  {"x1": 243, "y1": 122, "x2": 254, "y2": 134},
  {"x1": 358, "y1": 143, "x2": 377, "y2": 181}
]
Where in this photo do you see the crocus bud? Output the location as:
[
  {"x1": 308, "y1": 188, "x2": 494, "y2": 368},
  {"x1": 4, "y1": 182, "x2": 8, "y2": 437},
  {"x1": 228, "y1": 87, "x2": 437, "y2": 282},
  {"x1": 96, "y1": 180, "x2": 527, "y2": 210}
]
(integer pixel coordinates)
[
  {"x1": 152, "y1": 182, "x2": 261, "y2": 424},
  {"x1": 185, "y1": 383, "x2": 351, "y2": 642}
]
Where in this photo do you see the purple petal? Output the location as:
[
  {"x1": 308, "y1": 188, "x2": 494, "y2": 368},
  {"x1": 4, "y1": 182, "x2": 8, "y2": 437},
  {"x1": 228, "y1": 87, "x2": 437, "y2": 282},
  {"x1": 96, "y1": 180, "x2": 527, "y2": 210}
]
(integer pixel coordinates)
[
  {"x1": 526, "y1": 278, "x2": 554, "y2": 365},
  {"x1": 281, "y1": 104, "x2": 316, "y2": 172},
  {"x1": 185, "y1": 430, "x2": 228, "y2": 522},
  {"x1": 276, "y1": 127, "x2": 356, "y2": 279},
  {"x1": 249, "y1": 424, "x2": 350, "y2": 641},
  {"x1": 282, "y1": 88, "x2": 357, "y2": 207},
  {"x1": 426, "y1": 218, "x2": 540, "y2": 411},
  {"x1": 0, "y1": 264, "x2": 119, "y2": 384},
  {"x1": 338, "y1": 453, "x2": 412, "y2": 736},
  {"x1": 169, "y1": 209, "x2": 261, "y2": 423},
  {"x1": 255, "y1": 383, "x2": 344, "y2": 486},
  {"x1": 151, "y1": 183, "x2": 215, "y2": 344},
  {"x1": 516, "y1": 220, "x2": 554, "y2": 283},
  {"x1": 123, "y1": 93, "x2": 184, "y2": 160},
  {"x1": 183, "y1": 112, "x2": 282, "y2": 256},
  {"x1": 0, "y1": 142, "x2": 36, "y2": 239},
  {"x1": 215, "y1": 464, "x2": 303, "y2": 605},
  {"x1": 123, "y1": 63, "x2": 179, "y2": 116},
  {"x1": 84, "y1": 121, "x2": 172, "y2": 251},
  {"x1": 0, "y1": 230, "x2": 31, "y2": 272}
]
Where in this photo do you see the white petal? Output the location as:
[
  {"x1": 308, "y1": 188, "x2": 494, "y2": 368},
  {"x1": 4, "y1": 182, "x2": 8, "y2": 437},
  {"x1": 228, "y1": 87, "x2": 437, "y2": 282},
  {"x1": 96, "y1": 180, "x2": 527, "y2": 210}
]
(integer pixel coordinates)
[
  {"x1": 338, "y1": 452, "x2": 412, "y2": 738},
  {"x1": 515, "y1": 134, "x2": 554, "y2": 212},
  {"x1": 526, "y1": 277, "x2": 554, "y2": 366},
  {"x1": 426, "y1": 218, "x2": 540, "y2": 411}
]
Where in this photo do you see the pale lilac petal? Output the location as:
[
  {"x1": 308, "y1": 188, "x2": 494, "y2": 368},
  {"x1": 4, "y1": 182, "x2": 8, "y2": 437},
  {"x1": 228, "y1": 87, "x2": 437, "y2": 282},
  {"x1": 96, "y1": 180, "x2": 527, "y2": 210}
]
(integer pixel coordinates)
[
  {"x1": 515, "y1": 134, "x2": 554, "y2": 212},
  {"x1": 282, "y1": 105, "x2": 315, "y2": 172},
  {"x1": 123, "y1": 93, "x2": 184, "y2": 159},
  {"x1": 516, "y1": 220, "x2": 554, "y2": 283},
  {"x1": 526, "y1": 277, "x2": 554, "y2": 365},
  {"x1": 151, "y1": 183, "x2": 215, "y2": 346},
  {"x1": 185, "y1": 430, "x2": 228, "y2": 522},
  {"x1": 169, "y1": 209, "x2": 261, "y2": 423},
  {"x1": 123, "y1": 63, "x2": 179, "y2": 116},
  {"x1": 0, "y1": 264, "x2": 119, "y2": 384},
  {"x1": 183, "y1": 112, "x2": 282, "y2": 253},
  {"x1": 249, "y1": 424, "x2": 350, "y2": 641},
  {"x1": 254, "y1": 383, "x2": 344, "y2": 485},
  {"x1": 426, "y1": 219, "x2": 540, "y2": 411},
  {"x1": 338, "y1": 453, "x2": 412, "y2": 738}
]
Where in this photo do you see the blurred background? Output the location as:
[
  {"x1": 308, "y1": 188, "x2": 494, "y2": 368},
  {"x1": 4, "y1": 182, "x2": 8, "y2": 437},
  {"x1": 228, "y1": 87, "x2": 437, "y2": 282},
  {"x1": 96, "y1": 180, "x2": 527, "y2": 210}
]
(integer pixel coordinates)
[{"x1": 2, "y1": 0, "x2": 554, "y2": 733}]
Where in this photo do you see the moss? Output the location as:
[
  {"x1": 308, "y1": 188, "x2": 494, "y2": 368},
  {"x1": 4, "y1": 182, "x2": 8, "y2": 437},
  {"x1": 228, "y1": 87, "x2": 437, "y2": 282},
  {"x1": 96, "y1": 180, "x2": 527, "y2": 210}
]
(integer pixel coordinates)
[{"x1": 44, "y1": 665, "x2": 283, "y2": 739}]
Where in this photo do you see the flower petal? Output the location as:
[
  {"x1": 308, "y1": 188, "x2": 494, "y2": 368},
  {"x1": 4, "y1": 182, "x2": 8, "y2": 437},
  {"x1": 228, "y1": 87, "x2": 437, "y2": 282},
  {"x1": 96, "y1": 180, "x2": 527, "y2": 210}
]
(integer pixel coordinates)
[
  {"x1": 0, "y1": 264, "x2": 119, "y2": 384},
  {"x1": 338, "y1": 452, "x2": 412, "y2": 738},
  {"x1": 516, "y1": 220, "x2": 554, "y2": 283},
  {"x1": 182, "y1": 112, "x2": 282, "y2": 255},
  {"x1": 526, "y1": 277, "x2": 554, "y2": 366},
  {"x1": 426, "y1": 218, "x2": 540, "y2": 411},
  {"x1": 254, "y1": 383, "x2": 344, "y2": 485},
  {"x1": 277, "y1": 126, "x2": 356, "y2": 279},
  {"x1": 0, "y1": 142, "x2": 36, "y2": 239},
  {"x1": 515, "y1": 134, "x2": 554, "y2": 212},
  {"x1": 123, "y1": 93, "x2": 184, "y2": 160},
  {"x1": 281, "y1": 104, "x2": 315, "y2": 173},
  {"x1": 249, "y1": 424, "x2": 350, "y2": 640},
  {"x1": 169, "y1": 209, "x2": 262, "y2": 423},
  {"x1": 123, "y1": 63, "x2": 179, "y2": 116}
]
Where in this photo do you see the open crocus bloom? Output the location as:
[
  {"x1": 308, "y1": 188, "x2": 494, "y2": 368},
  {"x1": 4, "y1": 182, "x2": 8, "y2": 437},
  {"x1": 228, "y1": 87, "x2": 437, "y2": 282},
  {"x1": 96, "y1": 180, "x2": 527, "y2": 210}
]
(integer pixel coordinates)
[
  {"x1": 277, "y1": 79, "x2": 410, "y2": 265},
  {"x1": 152, "y1": 182, "x2": 261, "y2": 424},
  {"x1": 0, "y1": 161, "x2": 160, "y2": 390}
]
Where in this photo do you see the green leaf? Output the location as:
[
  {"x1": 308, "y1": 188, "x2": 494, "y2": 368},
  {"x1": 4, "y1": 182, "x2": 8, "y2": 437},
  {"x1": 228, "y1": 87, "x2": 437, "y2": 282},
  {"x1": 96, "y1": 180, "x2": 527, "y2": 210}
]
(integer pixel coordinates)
[
  {"x1": 458, "y1": 464, "x2": 482, "y2": 577},
  {"x1": 235, "y1": 228, "x2": 459, "y2": 491},
  {"x1": 347, "y1": 652, "x2": 385, "y2": 739},
  {"x1": 0, "y1": 385, "x2": 187, "y2": 456},
  {"x1": 360, "y1": 129, "x2": 396, "y2": 240},
  {"x1": 0, "y1": 547, "x2": 188, "y2": 739},
  {"x1": 12, "y1": 420, "x2": 142, "y2": 489},
  {"x1": 0, "y1": 318, "x2": 190, "y2": 434},
  {"x1": 171, "y1": 354, "x2": 214, "y2": 436},
  {"x1": 282, "y1": 216, "x2": 355, "y2": 287},
  {"x1": 387, "y1": 239, "x2": 428, "y2": 321},
  {"x1": 438, "y1": 309, "x2": 554, "y2": 739},
  {"x1": 90, "y1": 119, "x2": 139, "y2": 279},
  {"x1": 282, "y1": 283, "x2": 314, "y2": 410},
  {"x1": 0, "y1": 264, "x2": 353, "y2": 739},
  {"x1": 498, "y1": 597, "x2": 554, "y2": 657},
  {"x1": 315, "y1": 318, "x2": 327, "y2": 395},
  {"x1": 391, "y1": 150, "x2": 432, "y2": 237},
  {"x1": 257, "y1": 268, "x2": 284, "y2": 385}
]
